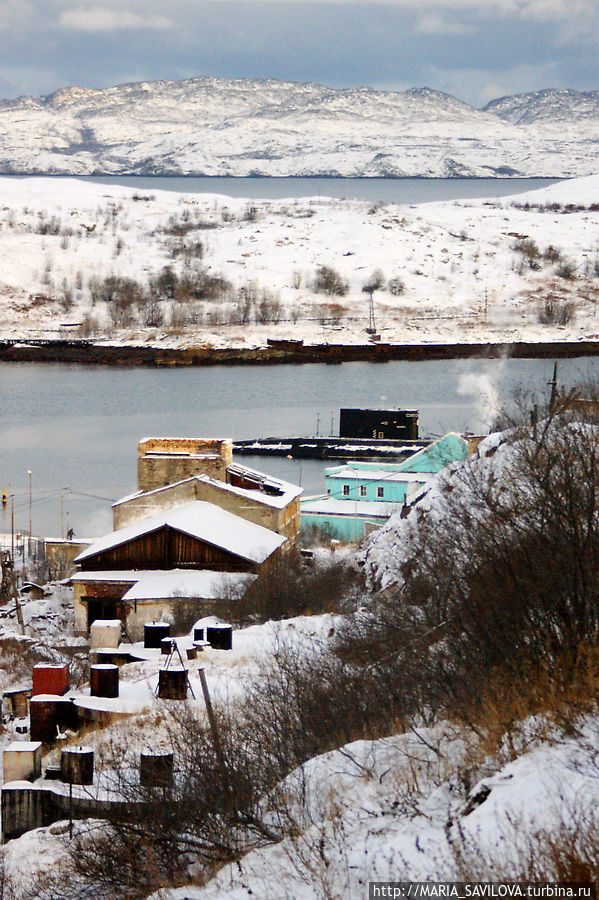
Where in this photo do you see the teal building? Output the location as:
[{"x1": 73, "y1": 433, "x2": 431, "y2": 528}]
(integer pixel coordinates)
[{"x1": 301, "y1": 432, "x2": 469, "y2": 542}]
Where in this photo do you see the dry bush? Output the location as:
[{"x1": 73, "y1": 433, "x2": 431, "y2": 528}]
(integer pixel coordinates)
[
  {"x1": 312, "y1": 265, "x2": 348, "y2": 297},
  {"x1": 230, "y1": 549, "x2": 358, "y2": 625},
  {"x1": 341, "y1": 392, "x2": 599, "y2": 741},
  {"x1": 245, "y1": 637, "x2": 410, "y2": 775},
  {"x1": 451, "y1": 802, "x2": 599, "y2": 881}
]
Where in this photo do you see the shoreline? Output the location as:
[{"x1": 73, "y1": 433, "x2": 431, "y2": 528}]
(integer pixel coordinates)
[{"x1": 2, "y1": 339, "x2": 599, "y2": 367}]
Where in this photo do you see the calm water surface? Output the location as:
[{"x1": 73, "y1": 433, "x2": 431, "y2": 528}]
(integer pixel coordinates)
[
  {"x1": 15, "y1": 175, "x2": 562, "y2": 203},
  {"x1": 0, "y1": 174, "x2": 577, "y2": 538},
  {"x1": 1, "y1": 356, "x2": 598, "y2": 539}
]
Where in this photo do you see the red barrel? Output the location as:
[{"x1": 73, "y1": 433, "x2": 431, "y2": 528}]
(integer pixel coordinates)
[{"x1": 32, "y1": 664, "x2": 69, "y2": 697}]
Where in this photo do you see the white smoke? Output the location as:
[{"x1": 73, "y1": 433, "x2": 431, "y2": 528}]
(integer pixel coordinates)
[{"x1": 457, "y1": 371, "x2": 501, "y2": 430}]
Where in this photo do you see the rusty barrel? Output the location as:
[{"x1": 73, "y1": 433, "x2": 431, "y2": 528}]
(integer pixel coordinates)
[
  {"x1": 140, "y1": 750, "x2": 174, "y2": 788},
  {"x1": 90, "y1": 664, "x2": 119, "y2": 698},
  {"x1": 158, "y1": 668, "x2": 188, "y2": 700},
  {"x1": 161, "y1": 637, "x2": 175, "y2": 656},
  {"x1": 60, "y1": 747, "x2": 94, "y2": 785},
  {"x1": 30, "y1": 696, "x2": 78, "y2": 744}
]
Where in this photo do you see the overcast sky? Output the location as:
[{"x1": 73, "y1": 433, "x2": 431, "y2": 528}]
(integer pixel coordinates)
[{"x1": 0, "y1": 0, "x2": 597, "y2": 107}]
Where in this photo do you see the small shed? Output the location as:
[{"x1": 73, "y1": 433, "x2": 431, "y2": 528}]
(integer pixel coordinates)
[{"x1": 3, "y1": 741, "x2": 42, "y2": 783}]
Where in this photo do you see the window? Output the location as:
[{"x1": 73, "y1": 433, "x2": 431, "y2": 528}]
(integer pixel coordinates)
[
  {"x1": 343, "y1": 484, "x2": 350, "y2": 496},
  {"x1": 360, "y1": 485, "x2": 367, "y2": 497},
  {"x1": 377, "y1": 486, "x2": 384, "y2": 498}
]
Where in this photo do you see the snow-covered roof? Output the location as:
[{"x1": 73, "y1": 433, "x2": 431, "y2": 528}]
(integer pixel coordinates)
[
  {"x1": 72, "y1": 570, "x2": 148, "y2": 584},
  {"x1": 223, "y1": 464, "x2": 303, "y2": 506},
  {"x1": 75, "y1": 501, "x2": 286, "y2": 565},
  {"x1": 327, "y1": 468, "x2": 432, "y2": 483},
  {"x1": 113, "y1": 468, "x2": 302, "y2": 512},
  {"x1": 122, "y1": 569, "x2": 255, "y2": 601},
  {"x1": 301, "y1": 497, "x2": 394, "y2": 517}
]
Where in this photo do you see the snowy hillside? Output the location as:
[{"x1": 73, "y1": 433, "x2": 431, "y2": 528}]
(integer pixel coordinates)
[
  {"x1": 0, "y1": 172, "x2": 598, "y2": 349},
  {"x1": 0, "y1": 76, "x2": 598, "y2": 177},
  {"x1": 484, "y1": 88, "x2": 599, "y2": 124}
]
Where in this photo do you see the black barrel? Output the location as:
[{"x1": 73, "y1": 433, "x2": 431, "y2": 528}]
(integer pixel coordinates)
[
  {"x1": 144, "y1": 622, "x2": 171, "y2": 649},
  {"x1": 158, "y1": 668, "x2": 188, "y2": 700},
  {"x1": 206, "y1": 625, "x2": 233, "y2": 651}
]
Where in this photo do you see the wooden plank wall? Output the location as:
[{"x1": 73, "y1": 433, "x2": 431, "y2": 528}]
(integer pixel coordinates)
[{"x1": 80, "y1": 526, "x2": 254, "y2": 572}]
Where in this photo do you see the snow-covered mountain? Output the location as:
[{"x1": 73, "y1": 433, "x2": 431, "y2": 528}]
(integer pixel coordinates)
[
  {"x1": 0, "y1": 76, "x2": 597, "y2": 178},
  {"x1": 483, "y1": 88, "x2": 599, "y2": 124}
]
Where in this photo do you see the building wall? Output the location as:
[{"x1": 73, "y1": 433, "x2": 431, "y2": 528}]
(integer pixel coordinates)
[
  {"x1": 74, "y1": 581, "x2": 240, "y2": 639},
  {"x1": 301, "y1": 512, "x2": 387, "y2": 542},
  {"x1": 73, "y1": 580, "x2": 132, "y2": 635},
  {"x1": 113, "y1": 480, "x2": 197, "y2": 529},
  {"x1": 113, "y1": 477, "x2": 301, "y2": 540},
  {"x1": 326, "y1": 474, "x2": 410, "y2": 503},
  {"x1": 79, "y1": 527, "x2": 257, "y2": 574},
  {"x1": 137, "y1": 438, "x2": 233, "y2": 491}
]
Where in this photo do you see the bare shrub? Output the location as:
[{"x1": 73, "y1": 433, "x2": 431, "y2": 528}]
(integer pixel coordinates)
[
  {"x1": 556, "y1": 259, "x2": 577, "y2": 280},
  {"x1": 388, "y1": 275, "x2": 406, "y2": 296},
  {"x1": 543, "y1": 244, "x2": 563, "y2": 263},
  {"x1": 362, "y1": 269, "x2": 385, "y2": 299},
  {"x1": 312, "y1": 265, "x2": 348, "y2": 297},
  {"x1": 513, "y1": 237, "x2": 541, "y2": 270},
  {"x1": 538, "y1": 295, "x2": 575, "y2": 325},
  {"x1": 231, "y1": 548, "x2": 358, "y2": 625},
  {"x1": 78, "y1": 312, "x2": 98, "y2": 337},
  {"x1": 178, "y1": 267, "x2": 231, "y2": 301}
]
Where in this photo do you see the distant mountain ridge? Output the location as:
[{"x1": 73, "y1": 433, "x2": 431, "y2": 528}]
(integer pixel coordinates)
[{"x1": 0, "y1": 76, "x2": 597, "y2": 177}]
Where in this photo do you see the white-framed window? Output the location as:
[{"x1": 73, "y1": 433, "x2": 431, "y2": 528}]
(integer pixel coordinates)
[
  {"x1": 360, "y1": 485, "x2": 367, "y2": 497},
  {"x1": 343, "y1": 484, "x2": 350, "y2": 496},
  {"x1": 377, "y1": 486, "x2": 384, "y2": 498}
]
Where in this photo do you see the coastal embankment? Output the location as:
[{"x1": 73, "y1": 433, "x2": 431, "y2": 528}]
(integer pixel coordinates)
[{"x1": 2, "y1": 339, "x2": 599, "y2": 367}]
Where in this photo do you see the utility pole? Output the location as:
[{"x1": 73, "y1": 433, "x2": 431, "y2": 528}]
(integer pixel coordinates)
[{"x1": 28, "y1": 471, "x2": 32, "y2": 543}]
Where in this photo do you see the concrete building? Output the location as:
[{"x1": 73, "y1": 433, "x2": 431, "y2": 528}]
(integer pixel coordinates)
[
  {"x1": 118, "y1": 438, "x2": 302, "y2": 540},
  {"x1": 137, "y1": 438, "x2": 233, "y2": 492},
  {"x1": 113, "y1": 467, "x2": 301, "y2": 540},
  {"x1": 70, "y1": 437, "x2": 301, "y2": 636},
  {"x1": 301, "y1": 433, "x2": 469, "y2": 541}
]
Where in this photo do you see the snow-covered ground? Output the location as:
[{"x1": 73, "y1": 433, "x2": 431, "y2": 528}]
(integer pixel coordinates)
[
  {"x1": 146, "y1": 714, "x2": 599, "y2": 899},
  {"x1": 1, "y1": 173, "x2": 598, "y2": 349}
]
